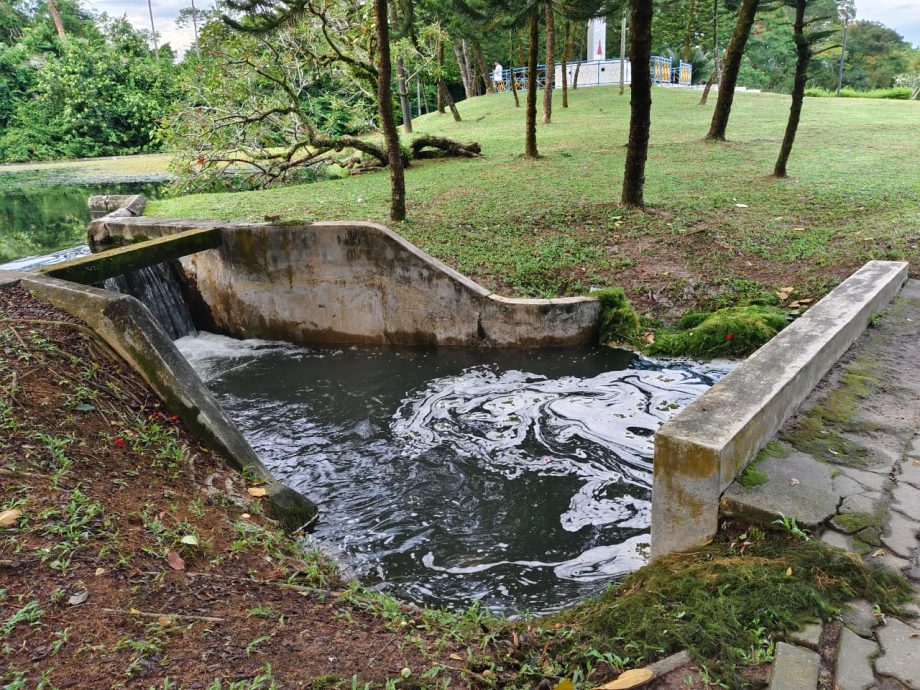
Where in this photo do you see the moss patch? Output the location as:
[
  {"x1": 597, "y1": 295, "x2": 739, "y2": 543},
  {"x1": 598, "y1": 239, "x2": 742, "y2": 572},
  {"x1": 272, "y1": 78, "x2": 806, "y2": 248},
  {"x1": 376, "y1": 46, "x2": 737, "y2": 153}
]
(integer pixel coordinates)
[
  {"x1": 783, "y1": 357, "x2": 882, "y2": 465},
  {"x1": 596, "y1": 287, "x2": 641, "y2": 346},
  {"x1": 648, "y1": 305, "x2": 787, "y2": 359},
  {"x1": 831, "y1": 511, "x2": 883, "y2": 535},
  {"x1": 738, "y1": 465, "x2": 769, "y2": 488},
  {"x1": 542, "y1": 534, "x2": 911, "y2": 686}
]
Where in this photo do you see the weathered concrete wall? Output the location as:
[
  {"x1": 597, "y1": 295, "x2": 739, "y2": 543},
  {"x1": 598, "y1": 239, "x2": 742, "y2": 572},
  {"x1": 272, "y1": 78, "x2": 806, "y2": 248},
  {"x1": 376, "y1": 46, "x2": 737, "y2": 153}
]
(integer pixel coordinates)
[
  {"x1": 88, "y1": 194, "x2": 146, "y2": 221},
  {"x1": 89, "y1": 214, "x2": 602, "y2": 348},
  {"x1": 0, "y1": 269, "x2": 316, "y2": 532},
  {"x1": 650, "y1": 260, "x2": 909, "y2": 559}
]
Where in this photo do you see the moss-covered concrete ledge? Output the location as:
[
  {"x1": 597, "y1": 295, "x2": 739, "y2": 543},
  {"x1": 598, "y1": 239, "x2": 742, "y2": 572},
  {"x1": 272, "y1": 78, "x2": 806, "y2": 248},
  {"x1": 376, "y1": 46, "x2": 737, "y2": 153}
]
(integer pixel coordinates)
[
  {"x1": 42, "y1": 227, "x2": 222, "y2": 284},
  {"x1": 89, "y1": 193, "x2": 147, "y2": 220},
  {"x1": 651, "y1": 260, "x2": 909, "y2": 559},
  {"x1": 88, "y1": 209, "x2": 601, "y2": 348},
  {"x1": 0, "y1": 269, "x2": 316, "y2": 532}
]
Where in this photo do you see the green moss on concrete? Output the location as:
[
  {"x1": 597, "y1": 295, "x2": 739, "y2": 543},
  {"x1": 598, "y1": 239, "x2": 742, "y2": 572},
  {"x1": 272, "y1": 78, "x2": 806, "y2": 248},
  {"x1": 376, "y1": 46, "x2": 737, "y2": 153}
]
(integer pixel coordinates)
[
  {"x1": 596, "y1": 287, "x2": 641, "y2": 346},
  {"x1": 738, "y1": 465, "x2": 769, "y2": 488},
  {"x1": 784, "y1": 414, "x2": 869, "y2": 466},
  {"x1": 760, "y1": 440, "x2": 792, "y2": 460},
  {"x1": 648, "y1": 305, "x2": 787, "y2": 359},
  {"x1": 831, "y1": 511, "x2": 883, "y2": 535}
]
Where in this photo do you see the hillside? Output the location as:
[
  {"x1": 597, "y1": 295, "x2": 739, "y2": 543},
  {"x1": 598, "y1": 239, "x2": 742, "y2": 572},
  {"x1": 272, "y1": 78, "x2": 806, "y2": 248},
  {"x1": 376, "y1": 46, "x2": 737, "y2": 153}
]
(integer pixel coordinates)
[{"x1": 150, "y1": 87, "x2": 920, "y2": 319}]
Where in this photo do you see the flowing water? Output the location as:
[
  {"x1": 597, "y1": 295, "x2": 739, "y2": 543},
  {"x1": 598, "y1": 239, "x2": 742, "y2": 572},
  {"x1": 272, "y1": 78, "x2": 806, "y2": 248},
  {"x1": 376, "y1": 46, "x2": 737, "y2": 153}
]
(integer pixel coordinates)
[{"x1": 176, "y1": 333, "x2": 730, "y2": 615}]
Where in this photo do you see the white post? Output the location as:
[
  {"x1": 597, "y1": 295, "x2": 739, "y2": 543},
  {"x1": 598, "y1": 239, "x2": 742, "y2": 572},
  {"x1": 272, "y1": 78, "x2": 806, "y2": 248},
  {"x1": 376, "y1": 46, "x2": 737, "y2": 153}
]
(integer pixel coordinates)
[
  {"x1": 619, "y1": 11, "x2": 627, "y2": 94},
  {"x1": 147, "y1": 0, "x2": 159, "y2": 61}
]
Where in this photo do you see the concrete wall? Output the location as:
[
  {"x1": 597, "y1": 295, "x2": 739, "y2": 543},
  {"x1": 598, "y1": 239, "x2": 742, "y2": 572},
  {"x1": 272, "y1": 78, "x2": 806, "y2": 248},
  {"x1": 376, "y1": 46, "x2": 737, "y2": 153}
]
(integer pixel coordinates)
[
  {"x1": 0, "y1": 269, "x2": 317, "y2": 532},
  {"x1": 650, "y1": 260, "x2": 910, "y2": 558},
  {"x1": 89, "y1": 213, "x2": 601, "y2": 348}
]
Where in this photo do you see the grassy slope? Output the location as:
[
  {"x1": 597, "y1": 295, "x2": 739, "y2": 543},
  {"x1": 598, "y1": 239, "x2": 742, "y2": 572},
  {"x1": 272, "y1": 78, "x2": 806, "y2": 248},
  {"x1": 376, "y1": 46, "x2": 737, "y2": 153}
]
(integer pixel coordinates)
[{"x1": 149, "y1": 87, "x2": 920, "y2": 317}]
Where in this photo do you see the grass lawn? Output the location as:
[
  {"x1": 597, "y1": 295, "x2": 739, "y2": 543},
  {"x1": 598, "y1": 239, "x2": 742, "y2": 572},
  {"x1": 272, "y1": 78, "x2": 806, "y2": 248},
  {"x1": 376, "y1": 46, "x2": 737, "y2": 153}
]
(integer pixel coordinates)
[{"x1": 149, "y1": 87, "x2": 920, "y2": 320}]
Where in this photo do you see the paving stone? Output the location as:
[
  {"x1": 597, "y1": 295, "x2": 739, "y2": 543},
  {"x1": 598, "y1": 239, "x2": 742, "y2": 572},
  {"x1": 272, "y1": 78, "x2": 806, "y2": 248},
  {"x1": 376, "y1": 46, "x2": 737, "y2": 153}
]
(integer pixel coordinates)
[
  {"x1": 900, "y1": 456, "x2": 920, "y2": 490},
  {"x1": 866, "y1": 549, "x2": 911, "y2": 573},
  {"x1": 841, "y1": 492, "x2": 884, "y2": 515},
  {"x1": 823, "y1": 529, "x2": 855, "y2": 552},
  {"x1": 876, "y1": 618, "x2": 920, "y2": 688},
  {"x1": 892, "y1": 483, "x2": 920, "y2": 520},
  {"x1": 842, "y1": 600, "x2": 879, "y2": 638},
  {"x1": 835, "y1": 627, "x2": 878, "y2": 690},
  {"x1": 835, "y1": 473, "x2": 871, "y2": 498},
  {"x1": 769, "y1": 642, "x2": 820, "y2": 690},
  {"x1": 723, "y1": 453, "x2": 839, "y2": 529},
  {"x1": 788, "y1": 622, "x2": 822, "y2": 650},
  {"x1": 838, "y1": 466, "x2": 891, "y2": 493},
  {"x1": 881, "y1": 512, "x2": 920, "y2": 559}
]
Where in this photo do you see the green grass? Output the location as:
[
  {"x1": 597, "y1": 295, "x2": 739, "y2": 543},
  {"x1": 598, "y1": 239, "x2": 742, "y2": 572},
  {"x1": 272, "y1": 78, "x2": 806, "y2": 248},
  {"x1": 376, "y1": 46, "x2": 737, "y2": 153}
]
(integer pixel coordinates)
[
  {"x1": 146, "y1": 87, "x2": 920, "y2": 315},
  {"x1": 805, "y1": 86, "x2": 914, "y2": 100}
]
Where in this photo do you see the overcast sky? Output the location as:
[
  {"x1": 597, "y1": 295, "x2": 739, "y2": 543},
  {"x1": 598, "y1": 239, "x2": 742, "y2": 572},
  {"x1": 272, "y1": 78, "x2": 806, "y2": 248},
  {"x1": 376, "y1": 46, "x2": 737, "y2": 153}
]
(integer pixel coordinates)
[{"x1": 86, "y1": 0, "x2": 920, "y2": 56}]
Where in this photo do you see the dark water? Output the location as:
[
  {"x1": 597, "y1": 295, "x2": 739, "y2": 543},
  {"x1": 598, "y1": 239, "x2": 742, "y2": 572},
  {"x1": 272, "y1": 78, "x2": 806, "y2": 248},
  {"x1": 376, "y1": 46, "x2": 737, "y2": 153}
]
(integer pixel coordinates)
[
  {"x1": 0, "y1": 177, "x2": 165, "y2": 263},
  {"x1": 176, "y1": 333, "x2": 730, "y2": 615}
]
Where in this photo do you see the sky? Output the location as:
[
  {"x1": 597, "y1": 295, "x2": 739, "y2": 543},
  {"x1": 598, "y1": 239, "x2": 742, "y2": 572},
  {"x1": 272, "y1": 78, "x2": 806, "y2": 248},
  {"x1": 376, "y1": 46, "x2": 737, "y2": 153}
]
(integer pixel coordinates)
[{"x1": 87, "y1": 0, "x2": 920, "y2": 56}]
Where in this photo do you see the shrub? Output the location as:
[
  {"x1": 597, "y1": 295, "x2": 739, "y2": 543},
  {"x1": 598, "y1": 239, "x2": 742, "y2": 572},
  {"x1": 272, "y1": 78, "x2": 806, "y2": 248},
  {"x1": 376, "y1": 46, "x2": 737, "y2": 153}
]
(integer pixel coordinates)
[{"x1": 804, "y1": 86, "x2": 912, "y2": 100}]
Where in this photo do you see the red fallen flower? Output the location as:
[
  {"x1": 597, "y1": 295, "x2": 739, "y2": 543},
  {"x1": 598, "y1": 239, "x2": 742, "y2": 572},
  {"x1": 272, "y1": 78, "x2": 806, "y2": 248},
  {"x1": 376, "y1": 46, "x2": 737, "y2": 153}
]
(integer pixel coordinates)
[
  {"x1": 196, "y1": 155, "x2": 207, "y2": 166},
  {"x1": 113, "y1": 437, "x2": 126, "y2": 447},
  {"x1": 726, "y1": 333, "x2": 735, "y2": 341},
  {"x1": 168, "y1": 415, "x2": 180, "y2": 423}
]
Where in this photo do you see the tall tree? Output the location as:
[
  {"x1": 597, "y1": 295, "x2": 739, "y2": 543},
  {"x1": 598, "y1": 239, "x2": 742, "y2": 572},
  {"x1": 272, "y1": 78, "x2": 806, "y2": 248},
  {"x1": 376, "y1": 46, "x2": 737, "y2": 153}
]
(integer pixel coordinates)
[
  {"x1": 47, "y1": 0, "x2": 66, "y2": 39},
  {"x1": 375, "y1": 0, "x2": 406, "y2": 220},
  {"x1": 835, "y1": 0, "x2": 854, "y2": 96},
  {"x1": 542, "y1": 0, "x2": 554, "y2": 123},
  {"x1": 525, "y1": 10, "x2": 539, "y2": 156},
  {"x1": 698, "y1": 0, "x2": 718, "y2": 105},
  {"x1": 774, "y1": 0, "x2": 834, "y2": 177},
  {"x1": 681, "y1": 0, "x2": 697, "y2": 63},
  {"x1": 705, "y1": 0, "x2": 759, "y2": 141},
  {"x1": 621, "y1": 0, "x2": 652, "y2": 208}
]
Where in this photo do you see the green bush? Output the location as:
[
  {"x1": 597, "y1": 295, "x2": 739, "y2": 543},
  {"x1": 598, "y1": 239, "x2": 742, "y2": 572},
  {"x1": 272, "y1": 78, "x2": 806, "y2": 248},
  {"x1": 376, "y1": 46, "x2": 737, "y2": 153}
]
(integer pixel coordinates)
[
  {"x1": 649, "y1": 305, "x2": 788, "y2": 359},
  {"x1": 804, "y1": 86, "x2": 912, "y2": 100},
  {"x1": 595, "y1": 287, "x2": 641, "y2": 347}
]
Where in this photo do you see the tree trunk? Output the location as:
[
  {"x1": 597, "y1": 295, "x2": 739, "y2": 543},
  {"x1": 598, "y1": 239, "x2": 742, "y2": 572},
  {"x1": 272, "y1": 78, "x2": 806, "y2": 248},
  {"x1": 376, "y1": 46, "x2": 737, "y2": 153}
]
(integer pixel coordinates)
[
  {"x1": 48, "y1": 0, "x2": 66, "y2": 39},
  {"x1": 373, "y1": 0, "x2": 406, "y2": 222},
  {"x1": 525, "y1": 13, "x2": 539, "y2": 158},
  {"x1": 572, "y1": 34, "x2": 582, "y2": 88},
  {"x1": 436, "y1": 40, "x2": 446, "y2": 113},
  {"x1": 509, "y1": 31, "x2": 521, "y2": 107},
  {"x1": 682, "y1": 0, "x2": 697, "y2": 64},
  {"x1": 438, "y1": 77, "x2": 462, "y2": 121},
  {"x1": 396, "y1": 57, "x2": 413, "y2": 133},
  {"x1": 621, "y1": 0, "x2": 653, "y2": 208},
  {"x1": 542, "y1": 0, "x2": 555, "y2": 124},
  {"x1": 462, "y1": 39, "x2": 480, "y2": 95},
  {"x1": 454, "y1": 43, "x2": 473, "y2": 99},
  {"x1": 836, "y1": 20, "x2": 849, "y2": 96},
  {"x1": 698, "y1": 0, "x2": 719, "y2": 105},
  {"x1": 473, "y1": 39, "x2": 494, "y2": 93},
  {"x1": 705, "y1": 0, "x2": 759, "y2": 141},
  {"x1": 561, "y1": 21, "x2": 570, "y2": 108},
  {"x1": 773, "y1": 0, "x2": 809, "y2": 178}
]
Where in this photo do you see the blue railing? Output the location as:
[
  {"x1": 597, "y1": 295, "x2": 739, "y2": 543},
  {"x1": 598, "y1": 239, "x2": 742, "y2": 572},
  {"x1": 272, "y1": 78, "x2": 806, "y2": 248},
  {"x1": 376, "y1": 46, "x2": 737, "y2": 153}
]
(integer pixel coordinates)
[{"x1": 494, "y1": 56, "x2": 692, "y2": 91}]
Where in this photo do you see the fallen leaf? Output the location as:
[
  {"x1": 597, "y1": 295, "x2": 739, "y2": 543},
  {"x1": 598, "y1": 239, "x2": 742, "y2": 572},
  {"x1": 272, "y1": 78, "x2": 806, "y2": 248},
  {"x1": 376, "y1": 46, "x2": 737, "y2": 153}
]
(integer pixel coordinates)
[
  {"x1": 449, "y1": 653, "x2": 464, "y2": 661},
  {"x1": 247, "y1": 487, "x2": 267, "y2": 498},
  {"x1": 798, "y1": 298, "x2": 814, "y2": 304},
  {"x1": 180, "y1": 534, "x2": 199, "y2": 547},
  {"x1": 872, "y1": 549, "x2": 885, "y2": 558},
  {"x1": 643, "y1": 331, "x2": 655, "y2": 345},
  {"x1": 157, "y1": 615, "x2": 173, "y2": 627},
  {"x1": 593, "y1": 668, "x2": 655, "y2": 689},
  {"x1": 68, "y1": 591, "x2": 88, "y2": 606},
  {"x1": 167, "y1": 550, "x2": 185, "y2": 571},
  {"x1": 241, "y1": 513, "x2": 251, "y2": 519},
  {"x1": 789, "y1": 478, "x2": 800, "y2": 486},
  {"x1": 0, "y1": 509, "x2": 22, "y2": 527},
  {"x1": 555, "y1": 680, "x2": 574, "y2": 690},
  {"x1": 129, "y1": 608, "x2": 141, "y2": 615},
  {"x1": 785, "y1": 567, "x2": 793, "y2": 577},
  {"x1": 735, "y1": 203, "x2": 749, "y2": 209},
  {"x1": 95, "y1": 567, "x2": 106, "y2": 577}
]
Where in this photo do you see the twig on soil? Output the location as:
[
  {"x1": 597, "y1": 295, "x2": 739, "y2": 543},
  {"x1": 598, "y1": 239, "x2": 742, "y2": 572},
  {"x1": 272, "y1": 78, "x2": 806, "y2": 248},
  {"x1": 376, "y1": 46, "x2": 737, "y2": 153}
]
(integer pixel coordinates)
[{"x1": 101, "y1": 607, "x2": 224, "y2": 623}]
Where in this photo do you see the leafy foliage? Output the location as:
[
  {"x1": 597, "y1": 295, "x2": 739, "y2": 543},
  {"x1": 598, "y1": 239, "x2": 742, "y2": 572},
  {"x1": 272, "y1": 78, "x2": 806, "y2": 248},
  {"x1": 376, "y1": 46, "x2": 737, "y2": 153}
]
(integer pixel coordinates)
[{"x1": 649, "y1": 305, "x2": 787, "y2": 358}]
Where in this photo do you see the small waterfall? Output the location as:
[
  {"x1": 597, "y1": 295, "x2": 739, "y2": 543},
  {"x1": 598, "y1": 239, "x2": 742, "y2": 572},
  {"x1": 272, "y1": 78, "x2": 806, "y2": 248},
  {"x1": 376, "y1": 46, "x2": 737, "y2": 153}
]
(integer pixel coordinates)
[{"x1": 104, "y1": 262, "x2": 197, "y2": 339}]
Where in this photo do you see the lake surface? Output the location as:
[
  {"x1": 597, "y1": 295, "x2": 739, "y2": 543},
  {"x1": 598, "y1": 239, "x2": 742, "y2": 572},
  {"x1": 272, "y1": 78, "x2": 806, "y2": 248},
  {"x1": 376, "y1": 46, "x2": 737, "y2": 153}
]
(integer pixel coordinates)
[
  {"x1": 0, "y1": 174, "x2": 165, "y2": 263},
  {"x1": 176, "y1": 333, "x2": 730, "y2": 615}
]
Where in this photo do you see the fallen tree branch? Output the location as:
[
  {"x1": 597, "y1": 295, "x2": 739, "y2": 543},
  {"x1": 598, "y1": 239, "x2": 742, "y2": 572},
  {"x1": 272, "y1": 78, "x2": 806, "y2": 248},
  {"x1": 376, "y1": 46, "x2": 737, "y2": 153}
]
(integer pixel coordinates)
[{"x1": 410, "y1": 136, "x2": 482, "y2": 159}]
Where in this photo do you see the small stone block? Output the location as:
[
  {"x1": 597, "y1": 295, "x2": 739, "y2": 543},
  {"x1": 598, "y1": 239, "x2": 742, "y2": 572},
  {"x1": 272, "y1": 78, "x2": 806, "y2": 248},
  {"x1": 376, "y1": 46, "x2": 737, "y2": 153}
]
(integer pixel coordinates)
[
  {"x1": 842, "y1": 600, "x2": 879, "y2": 638},
  {"x1": 875, "y1": 618, "x2": 920, "y2": 688},
  {"x1": 769, "y1": 642, "x2": 819, "y2": 690},
  {"x1": 835, "y1": 627, "x2": 878, "y2": 690},
  {"x1": 881, "y1": 512, "x2": 920, "y2": 558},
  {"x1": 822, "y1": 529, "x2": 854, "y2": 552},
  {"x1": 788, "y1": 622, "x2": 822, "y2": 650}
]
